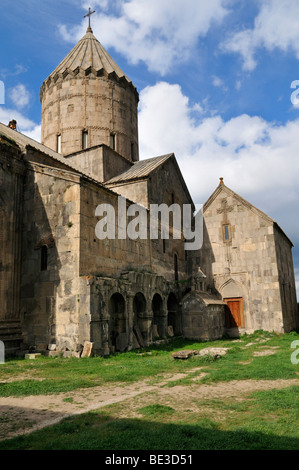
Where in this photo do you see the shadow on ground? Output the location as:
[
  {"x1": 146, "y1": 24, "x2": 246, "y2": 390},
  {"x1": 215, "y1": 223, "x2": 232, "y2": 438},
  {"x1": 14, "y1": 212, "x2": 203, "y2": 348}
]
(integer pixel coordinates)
[{"x1": 0, "y1": 408, "x2": 298, "y2": 450}]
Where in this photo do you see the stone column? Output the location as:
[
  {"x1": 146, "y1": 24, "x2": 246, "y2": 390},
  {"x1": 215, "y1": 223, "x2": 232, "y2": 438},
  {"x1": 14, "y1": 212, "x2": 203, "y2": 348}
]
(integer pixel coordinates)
[
  {"x1": 127, "y1": 292, "x2": 135, "y2": 351},
  {"x1": 143, "y1": 309, "x2": 154, "y2": 345},
  {"x1": 161, "y1": 298, "x2": 168, "y2": 338},
  {"x1": 99, "y1": 289, "x2": 110, "y2": 356}
]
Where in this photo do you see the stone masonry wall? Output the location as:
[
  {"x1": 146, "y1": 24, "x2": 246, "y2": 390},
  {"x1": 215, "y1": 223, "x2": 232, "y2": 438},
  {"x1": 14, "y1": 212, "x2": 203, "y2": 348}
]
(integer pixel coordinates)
[
  {"x1": 201, "y1": 188, "x2": 288, "y2": 333},
  {"x1": 41, "y1": 74, "x2": 139, "y2": 161},
  {"x1": 21, "y1": 163, "x2": 81, "y2": 350},
  {"x1": 79, "y1": 179, "x2": 189, "y2": 283},
  {"x1": 0, "y1": 140, "x2": 25, "y2": 353},
  {"x1": 274, "y1": 226, "x2": 298, "y2": 331}
]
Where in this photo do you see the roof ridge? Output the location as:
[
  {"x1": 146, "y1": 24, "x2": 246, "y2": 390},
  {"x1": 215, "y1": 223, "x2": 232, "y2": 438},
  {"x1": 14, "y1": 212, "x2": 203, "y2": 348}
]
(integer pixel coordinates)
[{"x1": 105, "y1": 154, "x2": 174, "y2": 185}]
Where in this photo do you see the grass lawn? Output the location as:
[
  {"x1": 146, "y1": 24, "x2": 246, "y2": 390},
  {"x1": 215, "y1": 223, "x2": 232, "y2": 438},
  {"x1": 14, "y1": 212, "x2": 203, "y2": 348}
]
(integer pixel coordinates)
[{"x1": 0, "y1": 330, "x2": 298, "y2": 450}]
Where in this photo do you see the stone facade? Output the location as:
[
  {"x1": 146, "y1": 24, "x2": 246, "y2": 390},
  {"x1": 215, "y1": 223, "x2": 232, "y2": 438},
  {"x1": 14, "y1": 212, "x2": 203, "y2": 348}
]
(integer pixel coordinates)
[
  {"x1": 40, "y1": 30, "x2": 139, "y2": 162},
  {"x1": 200, "y1": 181, "x2": 298, "y2": 335},
  {"x1": 0, "y1": 136, "x2": 25, "y2": 354},
  {"x1": 0, "y1": 26, "x2": 298, "y2": 356}
]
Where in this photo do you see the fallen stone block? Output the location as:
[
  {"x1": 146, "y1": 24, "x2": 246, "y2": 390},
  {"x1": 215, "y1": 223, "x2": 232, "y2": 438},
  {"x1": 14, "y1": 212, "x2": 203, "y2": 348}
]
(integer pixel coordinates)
[
  {"x1": 25, "y1": 353, "x2": 42, "y2": 360},
  {"x1": 81, "y1": 341, "x2": 93, "y2": 358},
  {"x1": 172, "y1": 350, "x2": 199, "y2": 359},
  {"x1": 199, "y1": 347, "x2": 229, "y2": 358},
  {"x1": 63, "y1": 351, "x2": 72, "y2": 358},
  {"x1": 48, "y1": 344, "x2": 56, "y2": 351},
  {"x1": 45, "y1": 351, "x2": 60, "y2": 357},
  {"x1": 72, "y1": 351, "x2": 81, "y2": 358}
]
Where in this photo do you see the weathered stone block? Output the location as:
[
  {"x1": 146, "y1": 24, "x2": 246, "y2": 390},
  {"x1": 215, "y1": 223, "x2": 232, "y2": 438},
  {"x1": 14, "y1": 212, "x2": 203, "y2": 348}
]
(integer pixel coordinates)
[
  {"x1": 25, "y1": 353, "x2": 42, "y2": 360},
  {"x1": 81, "y1": 341, "x2": 93, "y2": 357},
  {"x1": 172, "y1": 350, "x2": 199, "y2": 360}
]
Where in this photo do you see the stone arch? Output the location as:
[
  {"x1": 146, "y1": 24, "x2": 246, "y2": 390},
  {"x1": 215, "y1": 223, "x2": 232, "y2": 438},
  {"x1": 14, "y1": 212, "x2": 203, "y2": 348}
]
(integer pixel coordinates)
[
  {"x1": 219, "y1": 279, "x2": 244, "y2": 298},
  {"x1": 167, "y1": 292, "x2": 180, "y2": 336},
  {"x1": 108, "y1": 292, "x2": 126, "y2": 351},
  {"x1": 152, "y1": 293, "x2": 164, "y2": 338},
  {"x1": 219, "y1": 279, "x2": 245, "y2": 328}
]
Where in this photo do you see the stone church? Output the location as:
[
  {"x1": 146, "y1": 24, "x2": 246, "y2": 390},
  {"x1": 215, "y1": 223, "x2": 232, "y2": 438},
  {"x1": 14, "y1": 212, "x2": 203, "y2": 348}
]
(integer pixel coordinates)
[{"x1": 0, "y1": 23, "x2": 298, "y2": 356}]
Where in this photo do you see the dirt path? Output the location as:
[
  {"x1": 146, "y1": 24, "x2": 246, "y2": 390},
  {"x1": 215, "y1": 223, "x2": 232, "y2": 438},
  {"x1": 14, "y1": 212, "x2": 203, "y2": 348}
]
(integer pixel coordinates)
[{"x1": 1, "y1": 368, "x2": 299, "y2": 442}]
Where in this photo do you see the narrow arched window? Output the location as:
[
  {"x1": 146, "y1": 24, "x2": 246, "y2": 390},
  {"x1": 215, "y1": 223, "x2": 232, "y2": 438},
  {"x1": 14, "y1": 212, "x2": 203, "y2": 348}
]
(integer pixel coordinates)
[
  {"x1": 82, "y1": 130, "x2": 88, "y2": 149},
  {"x1": 110, "y1": 133, "x2": 115, "y2": 150},
  {"x1": 57, "y1": 134, "x2": 61, "y2": 153},
  {"x1": 41, "y1": 245, "x2": 48, "y2": 271}
]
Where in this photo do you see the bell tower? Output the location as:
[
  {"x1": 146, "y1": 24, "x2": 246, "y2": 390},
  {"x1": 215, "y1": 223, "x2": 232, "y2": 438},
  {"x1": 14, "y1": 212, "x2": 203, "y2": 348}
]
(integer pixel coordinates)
[{"x1": 40, "y1": 15, "x2": 139, "y2": 162}]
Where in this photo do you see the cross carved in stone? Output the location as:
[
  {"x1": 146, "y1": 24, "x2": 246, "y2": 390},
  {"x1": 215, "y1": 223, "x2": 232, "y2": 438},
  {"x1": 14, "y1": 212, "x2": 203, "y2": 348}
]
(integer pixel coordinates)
[
  {"x1": 84, "y1": 7, "x2": 95, "y2": 30},
  {"x1": 217, "y1": 198, "x2": 233, "y2": 214}
]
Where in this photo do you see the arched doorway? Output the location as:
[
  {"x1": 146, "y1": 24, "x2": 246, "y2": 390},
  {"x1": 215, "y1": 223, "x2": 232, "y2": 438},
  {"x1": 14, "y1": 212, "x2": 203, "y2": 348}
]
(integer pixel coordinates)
[
  {"x1": 152, "y1": 293, "x2": 164, "y2": 338},
  {"x1": 167, "y1": 293, "x2": 180, "y2": 336},
  {"x1": 109, "y1": 293, "x2": 126, "y2": 351},
  {"x1": 221, "y1": 280, "x2": 245, "y2": 328}
]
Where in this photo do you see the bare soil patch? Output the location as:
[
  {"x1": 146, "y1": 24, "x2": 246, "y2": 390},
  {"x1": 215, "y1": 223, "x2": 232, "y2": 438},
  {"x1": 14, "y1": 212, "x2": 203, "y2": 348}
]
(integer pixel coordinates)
[{"x1": 1, "y1": 369, "x2": 299, "y2": 442}]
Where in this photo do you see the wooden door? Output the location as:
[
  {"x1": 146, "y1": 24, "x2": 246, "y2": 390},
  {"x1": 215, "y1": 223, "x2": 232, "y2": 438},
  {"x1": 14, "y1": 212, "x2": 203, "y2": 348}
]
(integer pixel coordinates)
[{"x1": 224, "y1": 298, "x2": 244, "y2": 328}]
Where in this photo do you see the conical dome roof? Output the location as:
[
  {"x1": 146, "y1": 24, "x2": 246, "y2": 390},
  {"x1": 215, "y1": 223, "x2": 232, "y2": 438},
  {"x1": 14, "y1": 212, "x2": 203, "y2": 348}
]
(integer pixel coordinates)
[
  {"x1": 40, "y1": 27, "x2": 139, "y2": 160},
  {"x1": 41, "y1": 28, "x2": 135, "y2": 92}
]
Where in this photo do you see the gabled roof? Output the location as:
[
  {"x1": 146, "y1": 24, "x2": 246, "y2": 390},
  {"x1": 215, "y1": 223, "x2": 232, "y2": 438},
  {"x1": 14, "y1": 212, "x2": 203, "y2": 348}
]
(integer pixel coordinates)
[
  {"x1": 105, "y1": 153, "x2": 195, "y2": 210},
  {"x1": 105, "y1": 154, "x2": 173, "y2": 184},
  {"x1": 204, "y1": 180, "x2": 294, "y2": 246}
]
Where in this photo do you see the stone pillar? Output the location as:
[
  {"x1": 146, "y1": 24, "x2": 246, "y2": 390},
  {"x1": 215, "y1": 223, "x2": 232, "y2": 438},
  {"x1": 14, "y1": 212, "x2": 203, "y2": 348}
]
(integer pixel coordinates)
[
  {"x1": 161, "y1": 298, "x2": 168, "y2": 338},
  {"x1": 143, "y1": 310, "x2": 154, "y2": 345},
  {"x1": 99, "y1": 289, "x2": 110, "y2": 356},
  {"x1": 127, "y1": 292, "x2": 135, "y2": 351}
]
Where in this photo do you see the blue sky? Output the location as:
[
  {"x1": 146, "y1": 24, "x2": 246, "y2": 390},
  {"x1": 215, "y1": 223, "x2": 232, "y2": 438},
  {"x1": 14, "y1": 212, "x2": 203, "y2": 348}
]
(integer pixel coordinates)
[{"x1": 1, "y1": 0, "x2": 299, "y2": 298}]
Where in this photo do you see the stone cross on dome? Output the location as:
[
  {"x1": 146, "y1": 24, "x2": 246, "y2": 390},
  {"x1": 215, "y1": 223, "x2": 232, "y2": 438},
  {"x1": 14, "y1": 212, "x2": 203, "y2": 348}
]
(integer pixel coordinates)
[{"x1": 84, "y1": 7, "x2": 95, "y2": 32}]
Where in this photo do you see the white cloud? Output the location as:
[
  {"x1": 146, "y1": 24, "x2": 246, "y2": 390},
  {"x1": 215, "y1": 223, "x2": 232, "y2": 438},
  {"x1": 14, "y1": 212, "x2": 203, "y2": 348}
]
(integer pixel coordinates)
[
  {"x1": 212, "y1": 75, "x2": 228, "y2": 91},
  {"x1": 139, "y1": 81, "x2": 299, "y2": 299},
  {"x1": 222, "y1": 0, "x2": 299, "y2": 70},
  {"x1": 9, "y1": 84, "x2": 31, "y2": 109},
  {"x1": 138, "y1": 81, "x2": 299, "y2": 242},
  {"x1": 0, "y1": 107, "x2": 40, "y2": 141},
  {"x1": 59, "y1": 0, "x2": 230, "y2": 74},
  {"x1": 23, "y1": 124, "x2": 41, "y2": 142}
]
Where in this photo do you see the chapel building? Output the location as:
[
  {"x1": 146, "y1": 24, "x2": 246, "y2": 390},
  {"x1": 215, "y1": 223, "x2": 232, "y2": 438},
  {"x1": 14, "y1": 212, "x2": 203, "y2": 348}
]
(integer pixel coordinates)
[{"x1": 0, "y1": 24, "x2": 297, "y2": 356}]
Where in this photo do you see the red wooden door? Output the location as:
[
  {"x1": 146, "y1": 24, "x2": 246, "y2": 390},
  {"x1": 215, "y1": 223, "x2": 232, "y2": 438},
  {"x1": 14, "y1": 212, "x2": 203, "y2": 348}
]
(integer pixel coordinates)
[{"x1": 224, "y1": 298, "x2": 244, "y2": 328}]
